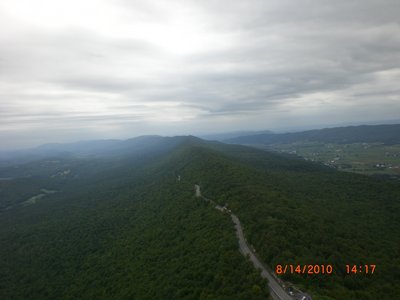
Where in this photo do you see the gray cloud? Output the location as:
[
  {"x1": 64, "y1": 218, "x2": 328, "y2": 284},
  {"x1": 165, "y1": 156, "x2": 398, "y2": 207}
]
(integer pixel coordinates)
[{"x1": 0, "y1": 0, "x2": 399, "y2": 149}]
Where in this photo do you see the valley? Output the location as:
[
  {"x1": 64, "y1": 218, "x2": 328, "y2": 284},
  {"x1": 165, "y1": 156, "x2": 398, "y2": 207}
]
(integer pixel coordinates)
[
  {"x1": 226, "y1": 124, "x2": 400, "y2": 178},
  {"x1": 2, "y1": 1, "x2": 399, "y2": 298},
  {"x1": 255, "y1": 142, "x2": 400, "y2": 177},
  {"x1": 0, "y1": 135, "x2": 399, "y2": 299}
]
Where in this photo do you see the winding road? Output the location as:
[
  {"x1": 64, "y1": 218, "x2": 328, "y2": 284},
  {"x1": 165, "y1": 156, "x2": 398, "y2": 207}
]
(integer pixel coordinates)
[{"x1": 194, "y1": 184, "x2": 311, "y2": 300}]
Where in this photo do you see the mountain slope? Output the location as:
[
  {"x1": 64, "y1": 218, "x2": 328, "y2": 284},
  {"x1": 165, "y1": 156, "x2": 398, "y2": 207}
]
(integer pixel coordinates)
[
  {"x1": 0, "y1": 135, "x2": 203, "y2": 168},
  {"x1": 166, "y1": 142, "x2": 400, "y2": 299},
  {"x1": 1, "y1": 137, "x2": 399, "y2": 299},
  {"x1": 201, "y1": 130, "x2": 273, "y2": 141},
  {"x1": 0, "y1": 136, "x2": 206, "y2": 211},
  {"x1": 227, "y1": 124, "x2": 400, "y2": 145},
  {"x1": 0, "y1": 136, "x2": 268, "y2": 300}
]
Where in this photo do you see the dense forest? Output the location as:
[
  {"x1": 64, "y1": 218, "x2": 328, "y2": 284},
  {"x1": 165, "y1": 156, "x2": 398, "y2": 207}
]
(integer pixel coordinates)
[
  {"x1": 175, "y1": 142, "x2": 400, "y2": 299},
  {"x1": 1, "y1": 136, "x2": 399, "y2": 299},
  {"x1": 0, "y1": 139, "x2": 269, "y2": 299}
]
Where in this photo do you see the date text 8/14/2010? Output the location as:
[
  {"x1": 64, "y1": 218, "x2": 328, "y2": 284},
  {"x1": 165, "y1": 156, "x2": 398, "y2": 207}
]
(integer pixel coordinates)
[{"x1": 275, "y1": 264, "x2": 376, "y2": 275}]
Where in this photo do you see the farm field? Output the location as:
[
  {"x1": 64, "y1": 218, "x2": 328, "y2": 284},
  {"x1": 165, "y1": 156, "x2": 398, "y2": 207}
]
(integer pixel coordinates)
[{"x1": 263, "y1": 142, "x2": 400, "y2": 176}]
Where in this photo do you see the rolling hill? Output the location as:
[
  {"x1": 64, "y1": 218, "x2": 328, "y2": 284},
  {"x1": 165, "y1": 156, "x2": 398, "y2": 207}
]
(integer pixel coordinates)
[{"x1": 0, "y1": 136, "x2": 399, "y2": 299}]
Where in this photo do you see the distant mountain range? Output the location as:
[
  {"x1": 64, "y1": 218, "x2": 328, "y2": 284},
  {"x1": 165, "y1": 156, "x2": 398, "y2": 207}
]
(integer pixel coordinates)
[
  {"x1": 201, "y1": 130, "x2": 273, "y2": 141},
  {"x1": 226, "y1": 124, "x2": 400, "y2": 145},
  {"x1": 0, "y1": 135, "x2": 202, "y2": 167}
]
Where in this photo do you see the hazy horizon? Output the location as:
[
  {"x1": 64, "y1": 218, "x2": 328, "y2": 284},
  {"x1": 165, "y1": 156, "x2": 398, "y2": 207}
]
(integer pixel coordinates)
[
  {"x1": 1, "y1": 119, "x2": 399, "y2": 152},
  {"x1": 1, "y1": 0, "x2": 399, "y2": 149}
]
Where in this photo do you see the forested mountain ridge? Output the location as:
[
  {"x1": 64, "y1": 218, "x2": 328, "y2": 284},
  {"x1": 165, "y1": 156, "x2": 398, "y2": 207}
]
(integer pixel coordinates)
[
  {"x1": 1, "y1": 136, "x2": 399, "y2": 299},
  {"x1": 0, "y1": 136, "x2": 206, "y2": 211},
  {"x1": 0, "y1": 135, "x2": 204, "y2": 167},
  {"x1": 154, "y1": 141, "x2": 400, "y2": 299},
  {"x1": 0, "y1": 136, "x2": 269, "y2": 299},
  {"x1": 226, "y1": 124, "x2": 400, "y2": 145}
]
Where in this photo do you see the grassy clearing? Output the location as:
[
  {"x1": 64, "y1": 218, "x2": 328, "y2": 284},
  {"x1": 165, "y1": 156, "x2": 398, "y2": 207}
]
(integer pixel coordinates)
[{"x1": 23, "y1": 189, "x2": 57, "y2": 206}]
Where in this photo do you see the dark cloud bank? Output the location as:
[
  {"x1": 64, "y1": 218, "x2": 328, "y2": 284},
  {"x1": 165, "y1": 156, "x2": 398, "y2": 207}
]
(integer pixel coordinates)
[{"x1": 0, "y1": 0, "x2": 399, "y2": 149}]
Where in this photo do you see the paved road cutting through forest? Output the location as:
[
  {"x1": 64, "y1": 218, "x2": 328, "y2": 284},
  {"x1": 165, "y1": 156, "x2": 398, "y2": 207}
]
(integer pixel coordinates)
[
  {"x1": 231, "y1": 214, "x2": 292, "y2": 300},
  {"x1": 194, "y1": 184, "x2": 311, "y2": 300}
]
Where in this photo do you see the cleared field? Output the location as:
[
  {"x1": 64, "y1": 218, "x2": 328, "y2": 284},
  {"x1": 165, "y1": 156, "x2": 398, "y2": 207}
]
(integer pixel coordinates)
[{"x1": 263, "y1": 142, "x2": 400, "y2": 176}]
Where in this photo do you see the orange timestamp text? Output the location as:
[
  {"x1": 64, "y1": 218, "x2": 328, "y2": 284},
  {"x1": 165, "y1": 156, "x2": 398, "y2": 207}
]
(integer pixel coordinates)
[
  {"x1": 275, "y1": 264, "x2": 377, "y2": 276},
  {"x1": 275, "y1": 264, "x2": 333, "y2": 275}
]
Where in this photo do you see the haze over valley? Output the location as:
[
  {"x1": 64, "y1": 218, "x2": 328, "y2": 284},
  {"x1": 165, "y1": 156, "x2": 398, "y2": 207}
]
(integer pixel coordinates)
[{"x1": 1, "y1": 1, "x2": 399, "y2": 299}]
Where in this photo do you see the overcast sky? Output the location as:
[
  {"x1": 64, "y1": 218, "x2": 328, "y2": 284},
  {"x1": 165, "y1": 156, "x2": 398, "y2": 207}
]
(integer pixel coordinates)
[{"x1": 0, "y1": 0, "x2": 399, "y2": 149}]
